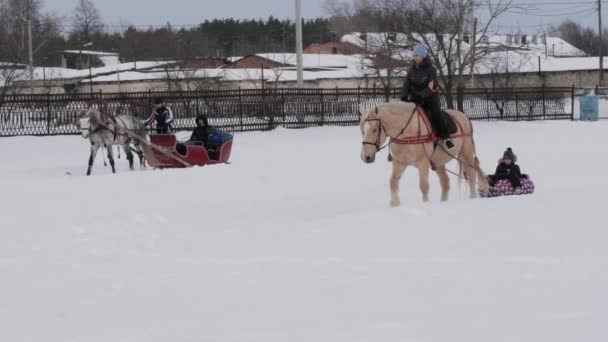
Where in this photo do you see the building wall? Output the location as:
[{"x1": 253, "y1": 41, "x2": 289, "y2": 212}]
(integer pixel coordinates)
[
  {"x1": 468, "y1": 70, "x2": 602, "y2": 88},
  {"x1": 9, "y1": 69, "x2": 607, "y2": 95},
  {"x1": 303, "y1": 42, "x2": 364, "y2": 55}
]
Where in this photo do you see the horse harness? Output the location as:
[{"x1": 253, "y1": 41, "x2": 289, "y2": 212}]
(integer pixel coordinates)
[
  {"x1": 363, "y1": 106, "x2": 470, "y2": 149},
  {"x1": 87, "y1": 116, "x2": 133, "y2": 147},
  {"x1": 363, "y1": 105, "x2": 475, "y2": 173}
]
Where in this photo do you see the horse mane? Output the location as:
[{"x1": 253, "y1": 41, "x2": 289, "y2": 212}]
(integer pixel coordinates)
[
  {"x1": 87, "y1": 108, "x2": 102, "y2": 129},
  {"x1": 376, "y1": 101, "x2": 416, "y2": 117}
]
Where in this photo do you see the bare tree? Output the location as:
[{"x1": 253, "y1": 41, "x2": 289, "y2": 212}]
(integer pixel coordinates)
[
  {"x1": 552, "y1": 20, "x2": 601, "y2": 57},
  {"x1": 164, "y1": 66, "x2": 225, "y2": 92},
  {"x1": 476, "y1": 50, "x2": 533, "y2": 119},
  {"x1": 0, "y1": 0, "x2": 60, "y2": 64},
  {"x1": 325, "y1": 1, "x2": 407, "y2": 100},
  {"x1": 72, "y1": 0, "x2": 103, "y2": 42},
  {"x1": 324, "y1": 0, "x2": 383, "y2": 37},
  {"x1": 388, "y1": 0, "x2": 513, "y2": 109},
  {"x1": 1, "y1": 64, "x2": 26, "y2": 94},
  {"x1": 326, "y1": 0, "x2": 513, "y2": 109}
]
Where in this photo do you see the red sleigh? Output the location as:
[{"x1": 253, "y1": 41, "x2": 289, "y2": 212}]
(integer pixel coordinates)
[{"x1": 143, "y1": 134, "x2": 233, "y2": 168}]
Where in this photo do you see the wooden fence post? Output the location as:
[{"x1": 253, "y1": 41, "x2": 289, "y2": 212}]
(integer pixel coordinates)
[
  {"x1": 515, "y1": 92, "x2": 519, "y2": 121},
  {"x1": 542, "y1": 85, "x2": 546, "y2": 120},
  {"x1": 485, "y1": 88, "x2": 490, "y2": 121},
  {"x1": 571, "y1": 85, "x2": 575, "y2": 121},
  {"x1": 281, "y1": 88, "x2": 286, "y2": 127},
  {"x1": 238, "y1": 87, "x2": 243, "y2": 132},
  {"x1": 320, "y1": 89, "x2": 325, "y2": 126},
  {"x1": 46, "y1": 93, "x2": 51, "y2": 135}
]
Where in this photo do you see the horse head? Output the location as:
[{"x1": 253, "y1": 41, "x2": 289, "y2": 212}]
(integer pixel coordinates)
[
  {"x1": 78, "y1": 108, "x2": 103, "y2": 139},
  {"x1": 360, "y1": 106, "x2": 387, "y2": 164}
]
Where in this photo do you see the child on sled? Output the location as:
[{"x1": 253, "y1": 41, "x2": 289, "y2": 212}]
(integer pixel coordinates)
[{"x1": 487, "y1": 147, "x2": 528, "y2": 194}]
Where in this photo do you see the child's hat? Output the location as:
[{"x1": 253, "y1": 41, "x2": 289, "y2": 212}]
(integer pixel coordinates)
[{"x1": 503, "y1": 147, "x2": 517, "y2": 162}]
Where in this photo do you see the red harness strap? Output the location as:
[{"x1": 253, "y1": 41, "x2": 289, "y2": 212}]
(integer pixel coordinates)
[
  {"x1": 391, "y1": 107, "x2": 470, "y2": 145},
  {"x1": 388, "y1": 107, "x2": 472, "y2": 172}
]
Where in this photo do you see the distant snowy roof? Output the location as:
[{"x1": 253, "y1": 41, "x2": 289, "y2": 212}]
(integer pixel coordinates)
[
  {"x1": 0, "y1": 62, "x2": 27, "y2": 69},
  {"x1": 482, "y1": 35, "x2": 585, "y2": 57},
  {"x1": 98, "y1": 55, "x2": 121, "y2": 67},
  {"x1": 60, "y1": 50, "x2": 119, "y2": 56},
  {"x1": 83, "y1": 65, "x2": 377, "y2": 84},
  {"x1": 228, "y1": 53, "x2": 367, "y2": 70},
  {"x1": 342, "y1": 32, "x2": 586, "y2": 58},
  {"x1": 474, "y1": 52, "x2": 608, "y2": 75},
  {"x1": 26, "y1": 61, "x2": 176, "y2": 81}
]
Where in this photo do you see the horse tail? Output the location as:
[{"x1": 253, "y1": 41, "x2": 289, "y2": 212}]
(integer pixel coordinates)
[
  {"x1": 457, "y1": 159, "x2": 465, "y2": 190},
  {"x1": 474, "y1": 157, "x2": 490, "y2": 192},
  {"x1": 467, "y1": 119, "x2": 489, "y2": 192}
]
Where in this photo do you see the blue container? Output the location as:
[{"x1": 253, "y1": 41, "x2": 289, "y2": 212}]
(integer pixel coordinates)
[{"x1": 580, "y1": 96, "x2": 599, "y2": 121}]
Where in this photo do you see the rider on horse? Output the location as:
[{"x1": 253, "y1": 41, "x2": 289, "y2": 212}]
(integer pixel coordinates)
[{"x1": 400, "y1": 44, "x2": 454, "y2": 150}]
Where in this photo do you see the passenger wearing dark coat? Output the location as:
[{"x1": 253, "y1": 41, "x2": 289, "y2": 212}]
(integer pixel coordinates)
[
  {"x1": 190, "y1": 115, "x2": 219, "y2": 158},
  {"x1": 488, "y1": 148, "x2": 525, "y2": 190},
  {"x1": 400, "y1": 44, "x2": 454, "y2": 150}
]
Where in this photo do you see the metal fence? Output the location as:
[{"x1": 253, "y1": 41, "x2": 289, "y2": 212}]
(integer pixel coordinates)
[{"x1": 0, "y1": 86, "x2": 574, "y2": 137}]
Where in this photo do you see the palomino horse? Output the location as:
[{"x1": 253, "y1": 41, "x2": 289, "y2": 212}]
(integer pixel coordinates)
[
  {"x1": 79, "y1": 108, "x2": 147, "y2": 176},
  {"x1": 360, "y1": 101, "x2": 488, "y2": 207}
]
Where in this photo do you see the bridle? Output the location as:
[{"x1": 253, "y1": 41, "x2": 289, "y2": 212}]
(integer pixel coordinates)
[
  {"x1": 362, "y1": 106, "x2": 418, "y2": 152},
  {"x1": 362, "y1": 117, "x2": 387, "y2": 151}
]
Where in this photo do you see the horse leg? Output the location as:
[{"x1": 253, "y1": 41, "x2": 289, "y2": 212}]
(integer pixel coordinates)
[
  {"x1": 417, "y1": 163, "x2": 430, "y2": 203},
  {"x1": 390, "y1": 161, "x2": 407, "y2": 208},
  {"x1": 124, "y1": 143, "x2": 134, "y2": 170},
  {"x1": 86, "y1": 143, "x2": 98, "y2": 176},
  {"x1": 435, "y1": 165, "x2": 451, "y2": 202},
  {"x1": 106, "y1": 144, "x2": 116, "y2": 174},
  {"x1": 138, "y1": 147, "x2": 146, "y2": 168}
]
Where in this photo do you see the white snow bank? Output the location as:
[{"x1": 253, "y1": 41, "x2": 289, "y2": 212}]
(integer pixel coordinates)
[{"x1": 0, "y1": 122, "x2": 606, "y2": 342}]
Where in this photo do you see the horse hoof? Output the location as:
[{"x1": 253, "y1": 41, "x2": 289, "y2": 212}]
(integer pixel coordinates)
[{"x1": 390, "y1": 200, "x2": 400, "y2": 208}]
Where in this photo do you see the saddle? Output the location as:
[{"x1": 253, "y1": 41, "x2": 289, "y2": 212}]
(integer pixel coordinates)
[{"x1": 417, "y1": 107, "x2": 458, "y2": 137}]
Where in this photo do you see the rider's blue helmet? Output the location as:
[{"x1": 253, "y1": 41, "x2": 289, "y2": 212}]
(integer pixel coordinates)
[{"x1": 413, "y1": 44, "x2": 428, "y2": 58}]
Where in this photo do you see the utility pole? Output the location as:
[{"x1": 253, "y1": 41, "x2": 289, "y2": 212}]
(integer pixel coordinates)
[
  {"x1": 470, "y1": 17, "x2": 477, "y2": 87},
  {"x1": 295, "y1": 0, "x2": 304, "y2": 88},
  {"x1": 28, "y1": 19, "x2": 34, "y2": 94},
  {"x1": 599, "y1": 0, "x2": 604, "y2": 86}
]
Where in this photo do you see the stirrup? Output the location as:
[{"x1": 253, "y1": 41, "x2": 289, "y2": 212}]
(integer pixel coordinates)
[{"x1": 444, "y1": 138, "x2": 455, "y2": 150}]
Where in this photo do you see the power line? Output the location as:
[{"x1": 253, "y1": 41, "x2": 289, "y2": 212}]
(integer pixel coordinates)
[
  {"x1": 513, "y1": 4, "x2": 590, "y2": 13},
  {"x1": 482, "y1": 0, "x2": 607, "y2": 5},
  {"x1": 504, "y1": 8, "x2": 596, "y2": 17}
]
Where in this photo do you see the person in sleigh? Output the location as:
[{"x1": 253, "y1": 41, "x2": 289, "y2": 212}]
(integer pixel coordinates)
[
  {"x1": 188, "y1": 115, "x2": 233, "y2": 160},
  {"x1": 487, "y1": 147, "x2": 529, "y2": 194}
]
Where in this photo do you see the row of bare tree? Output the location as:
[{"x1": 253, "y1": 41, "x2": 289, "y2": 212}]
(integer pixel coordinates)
[{"x1": 324, "y1": 0, "x2": 517, "y2": 109}]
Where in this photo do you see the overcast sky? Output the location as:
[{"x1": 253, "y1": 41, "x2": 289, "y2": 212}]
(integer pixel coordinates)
[
  {"x1": 46, "y1": 0, "x2": 604, "y2": 34},
  {"x1": 47, "y1": 0, "x2": 328, "y2": 26}
]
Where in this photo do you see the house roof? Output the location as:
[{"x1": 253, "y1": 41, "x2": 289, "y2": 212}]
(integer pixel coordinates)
[
  {"x1": 222, "y1": 53, "x2": 367, "y2": 70},
  {"x1": 60, "y1": 50, "x2": 119, "y2": 56},
  {"x1": 342, "y1": 32, "x2": 586, "y2": 58}
]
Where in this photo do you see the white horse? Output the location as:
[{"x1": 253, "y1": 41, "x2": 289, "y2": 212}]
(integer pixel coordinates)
[
  {"x1": 79, "y1": 108, "x2": 147, "y2": 176},
  {"x1": 360, "y1": 101, "x2": 489, "y2": 206}
]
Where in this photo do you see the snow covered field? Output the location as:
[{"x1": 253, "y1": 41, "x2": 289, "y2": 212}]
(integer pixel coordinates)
[{"x1": 1, "y1": 121, "x2": 607, "y2": 342}]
